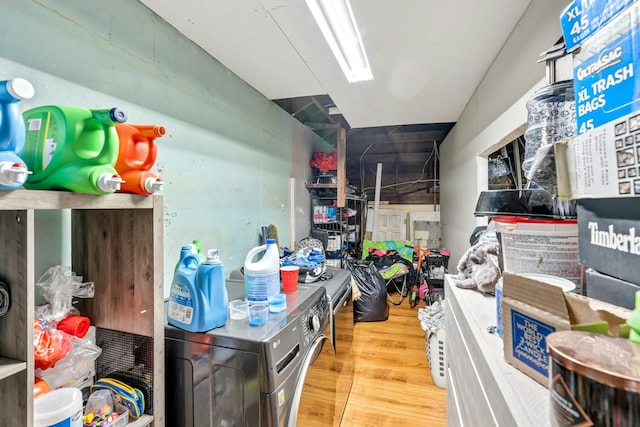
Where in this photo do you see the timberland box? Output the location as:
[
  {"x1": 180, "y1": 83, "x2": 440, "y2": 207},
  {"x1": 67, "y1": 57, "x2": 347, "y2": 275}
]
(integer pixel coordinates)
[
  {"x1": 586, "y1": 268, "x2": 640, "y2": 310},
  {"x1": 501, "y1": 272, "x2": 630, "y2": 387},
  {"x1": 577, "y1": 198, "x2": 640, "y2": 285}
]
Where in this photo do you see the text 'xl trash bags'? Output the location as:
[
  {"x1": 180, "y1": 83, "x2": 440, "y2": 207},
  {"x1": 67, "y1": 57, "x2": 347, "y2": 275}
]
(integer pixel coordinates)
[{"x1": 345, "y1": 258, "x2": 389, "y2": 322}]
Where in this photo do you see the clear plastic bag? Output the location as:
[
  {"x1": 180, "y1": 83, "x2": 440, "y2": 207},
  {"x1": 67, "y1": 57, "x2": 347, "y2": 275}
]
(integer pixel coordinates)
[
  {"x1": 35, "y1": 265, "x2": 95, "y2": 322},
  {"x1": 35, "y1": 327, "x2": 102, "y2": 388}
]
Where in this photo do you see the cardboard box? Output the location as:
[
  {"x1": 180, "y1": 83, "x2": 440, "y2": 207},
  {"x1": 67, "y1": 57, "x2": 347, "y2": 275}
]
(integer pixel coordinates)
[
  {"x1": 501, "y1": 272, "x2": 630, "y2": 387},
  {"x1": 586, "y1": 267, "x2": 640, "y2": 309},
  {"x1": 577, "y1": 197, "x2": 640, "y2": 284},
  {"x1": 560, "y1": 0, "x2": 636, "y2": 51}
]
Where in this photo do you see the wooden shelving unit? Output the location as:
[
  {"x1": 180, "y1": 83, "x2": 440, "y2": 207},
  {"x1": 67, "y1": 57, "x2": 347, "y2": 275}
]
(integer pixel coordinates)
[{"x1": 0, "y1": 190, "x2": 164, "y2": 427}]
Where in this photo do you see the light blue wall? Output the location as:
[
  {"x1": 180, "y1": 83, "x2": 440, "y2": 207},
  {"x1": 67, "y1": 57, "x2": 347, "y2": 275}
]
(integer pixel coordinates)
[
  {"x1": 440, "y1": 0, "x2": 568, "y2": 266},
  {"x1": 0, "y1": 0, "x2": 329, "y2": 295}
]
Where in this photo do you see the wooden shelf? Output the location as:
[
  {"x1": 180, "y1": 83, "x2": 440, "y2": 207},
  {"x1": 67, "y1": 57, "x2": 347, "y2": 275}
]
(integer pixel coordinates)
[
  {"x1": 0, "y1": 357, "x2": 26, "y2": 380},
  {"x1": 0, "y1": 190, "x2": 164, "y2": 426},
  {"x1": 127, "y1": 414, "x2": 154, "y2": 426}
]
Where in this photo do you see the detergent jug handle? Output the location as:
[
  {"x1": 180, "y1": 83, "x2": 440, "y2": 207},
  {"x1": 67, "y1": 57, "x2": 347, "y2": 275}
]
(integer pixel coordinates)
[
  {"x1": 133, "y1": 125, "x2": 165, "y2": 171},
  {"x1": 181, "y1": 254, "x2": 201, "y2": 270},
  {"x1": 0, "y1": 78, "x2": 34, "y2": 150},
  {"x1": 244, "y1": 244, "x2": 267, "y2": 266}
]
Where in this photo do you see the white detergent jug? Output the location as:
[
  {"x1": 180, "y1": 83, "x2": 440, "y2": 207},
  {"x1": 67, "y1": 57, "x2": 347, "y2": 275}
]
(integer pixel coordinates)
[{"x1": 244, "y1": 239, "x2": 280, "y2": 303}]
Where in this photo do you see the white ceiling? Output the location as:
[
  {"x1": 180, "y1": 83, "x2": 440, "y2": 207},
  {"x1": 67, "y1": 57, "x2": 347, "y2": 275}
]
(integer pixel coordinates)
[{"x1": 139, "y1": 0, "x2": 532, "y2": 129}]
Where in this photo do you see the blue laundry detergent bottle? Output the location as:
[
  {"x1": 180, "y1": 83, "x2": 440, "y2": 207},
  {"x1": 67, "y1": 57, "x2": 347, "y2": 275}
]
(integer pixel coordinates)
[
  {"x1": 167, "y1": 246, "x2": 202, "y2": 331},
  {"x1": 0, "y1": 78, "x2": 34, "y2": 190},
  {"x1": 195, "y1": 249, "x2": 228, "y2": 331},
  {"x1": 167, "y1": 247, "x2": 228, "y2": 332}
]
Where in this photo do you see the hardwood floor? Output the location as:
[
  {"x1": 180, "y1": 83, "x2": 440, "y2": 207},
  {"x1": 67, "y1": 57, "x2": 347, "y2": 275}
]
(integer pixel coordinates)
[{"x1": 341, "y1": 298, "x2": 447, "y2": 426}]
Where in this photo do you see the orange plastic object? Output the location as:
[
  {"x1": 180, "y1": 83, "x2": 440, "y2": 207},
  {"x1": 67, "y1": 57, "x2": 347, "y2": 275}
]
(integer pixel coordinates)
[
  {"x1": 114, "y1": 124, "x2": 165, "y2": 195},
  {"x1": 33, "y1": 319, "x2": 73, "y2": 370},
  {"x1": 57, "y1": 314, "x2": 90, "y2": 338},
  {"x1": 34, "y1": 376, "x2": 51, "y2": 398}
]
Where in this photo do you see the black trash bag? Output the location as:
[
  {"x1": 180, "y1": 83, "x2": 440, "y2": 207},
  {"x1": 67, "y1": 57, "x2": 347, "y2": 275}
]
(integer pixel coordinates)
[{"x1": 345, "y1": 258, "x2": 389, "y2": 322}]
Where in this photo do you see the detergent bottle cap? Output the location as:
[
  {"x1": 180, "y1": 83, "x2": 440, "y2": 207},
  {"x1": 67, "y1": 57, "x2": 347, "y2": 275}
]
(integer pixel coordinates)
[
  {"x1": 6, "y1": 78, "x2": 34, "y2": 100},
  {"x1": 266, "y1": 238, "x2": 276, "y2": 245},
  {"x1": 205, "y1": 249, "x2": 221, "y2": 263},
  {"x1": 97, "y1": 173, "x2": 124, "y2": 192},
  {"x1": 145, "y1": 177, "x2": 164, "y2": 193},
  {"x1": 0, "y1": 161, "x2": 31, "y2": 186},
  {"x1": 109, "y1": 107, "x2": 128, "y2": 123}
]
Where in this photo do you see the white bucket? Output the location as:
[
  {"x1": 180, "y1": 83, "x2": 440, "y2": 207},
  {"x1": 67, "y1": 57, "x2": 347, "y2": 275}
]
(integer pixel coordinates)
[
  {"x1": 493, "y1": 216, "x2": 582, "y2": 292},
  {"x1": 34, "y1": 387, "x2": 83, "y2": 427}
]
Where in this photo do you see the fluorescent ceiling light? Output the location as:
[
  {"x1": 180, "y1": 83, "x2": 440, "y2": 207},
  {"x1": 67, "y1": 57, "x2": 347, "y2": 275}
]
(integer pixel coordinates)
[{"x1": 306, "y1": 0, "x2": 373, "y2": 83}]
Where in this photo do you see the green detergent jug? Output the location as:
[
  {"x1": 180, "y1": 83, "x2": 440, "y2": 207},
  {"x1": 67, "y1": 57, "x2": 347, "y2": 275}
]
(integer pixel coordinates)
[{"x1": 22, "y1": 106, "x2": 127, "y2": 194}]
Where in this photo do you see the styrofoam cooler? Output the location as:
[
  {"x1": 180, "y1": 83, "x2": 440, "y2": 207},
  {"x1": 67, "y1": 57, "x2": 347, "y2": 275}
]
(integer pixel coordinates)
[
  {"x1": 426, "y1": 328, "x2": 446, "y2": 389},
  {"x1": 493, "y1": 216, "x2": 582, "y2": 293}
]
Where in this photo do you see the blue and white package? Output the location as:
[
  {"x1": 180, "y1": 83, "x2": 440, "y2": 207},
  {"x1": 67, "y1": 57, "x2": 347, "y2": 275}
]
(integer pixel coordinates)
[
  {"x1": 560, "y1": 0, "x2": 637, "y2": 51},
  {"x1": 573, "y1": 3, "x2": 640, "y2": 134}
]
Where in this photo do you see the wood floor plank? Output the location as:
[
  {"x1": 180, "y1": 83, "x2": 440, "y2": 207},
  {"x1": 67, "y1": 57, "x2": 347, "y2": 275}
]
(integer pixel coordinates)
[{"x1": 341, "y1": 299, "x2": 447, "y2": 426}]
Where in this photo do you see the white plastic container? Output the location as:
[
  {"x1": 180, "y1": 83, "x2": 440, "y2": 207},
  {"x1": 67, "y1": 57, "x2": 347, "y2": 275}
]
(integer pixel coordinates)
[
  {"x1": 244, "y1": 238, "x2": 280, "y2": 303},
  {"x1": 34, "y1": 387, "x2": 83, "y2": 427},
  {"x1": 426, "y1": 328, "x2": 447, "y2": 389},
  {"x1": 493, "y1": 216, "x2": 582, "y2": 292}
]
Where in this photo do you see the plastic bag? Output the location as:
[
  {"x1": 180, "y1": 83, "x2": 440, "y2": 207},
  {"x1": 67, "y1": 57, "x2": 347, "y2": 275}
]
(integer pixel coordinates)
[
  {"x1": 34, "y1": 318, "x2": 73, "y2": 370},
  {"x1": 35, "y1": 328, "x2": 102, "y2": 388},
  {"x1": 35, "y1": 266, "x2": 95, "y2": 323},
  {"x1": 345, "y1": 258, "x2": 389, "y2": 322},
  {"x1": 282, "y1": 246, "x2": 327, "y2": 283}
]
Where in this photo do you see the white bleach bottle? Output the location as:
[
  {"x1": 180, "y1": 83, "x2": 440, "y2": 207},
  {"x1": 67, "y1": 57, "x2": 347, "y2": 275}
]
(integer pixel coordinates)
[{"x1": 244, "y1": 238, "x2": 280, "y2": 303}]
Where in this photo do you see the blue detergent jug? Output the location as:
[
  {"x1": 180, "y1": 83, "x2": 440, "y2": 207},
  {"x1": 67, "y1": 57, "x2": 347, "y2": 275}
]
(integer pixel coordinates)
[
  {"x1": 167, "y1": 247, "x2": 228, "y2": 332},
  {"x1": 167, "y1": 246, "x2": 201, "y2": 331},
  {"x1": 195, "y1": 249, "x2": 228, "y2": 330},
  {"x1": 0, "y1": 78, "x2": 34, "y2": 190}
]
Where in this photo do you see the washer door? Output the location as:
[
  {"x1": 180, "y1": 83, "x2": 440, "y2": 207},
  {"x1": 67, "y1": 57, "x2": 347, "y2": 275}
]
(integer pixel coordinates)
[{"x1": 288, "y1": 334, "x2": 337, "y2": 427}]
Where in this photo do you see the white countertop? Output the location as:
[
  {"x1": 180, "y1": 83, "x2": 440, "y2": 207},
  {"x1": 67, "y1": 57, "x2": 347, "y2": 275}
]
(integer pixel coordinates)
[{"x1": 445, "y1": 275, "x2": 550, "y2": 426}]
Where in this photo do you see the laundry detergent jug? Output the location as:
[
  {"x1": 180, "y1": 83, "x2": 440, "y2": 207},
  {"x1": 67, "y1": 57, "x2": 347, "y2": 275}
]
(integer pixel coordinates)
[
  {"x1": 167, "y1": 246, "x2": 202, "y2": 331},
  {"x1": 194, "y1": 249, "x2": 228, "y2": 331},
  {"x1": 0, "y1": 78, "x2": 34, "y2": 190},
  {"x1": 21, "y1": 105, "x2": 127, "y2": 194},
  {"x1": 244, "y1": 239, "x2": 280, "y2": 303},
  {"x1": 114, "y1": 124, "x2": 165, "y2": 195},
  {"x1": 168, "y1": 248, "x2": 227, "y2": 332}
]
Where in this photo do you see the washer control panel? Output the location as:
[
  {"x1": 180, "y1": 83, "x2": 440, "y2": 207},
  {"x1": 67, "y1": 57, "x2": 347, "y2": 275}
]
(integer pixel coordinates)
[{"x1": 301, "y1": 291, "x2": 330, "y2": 345}]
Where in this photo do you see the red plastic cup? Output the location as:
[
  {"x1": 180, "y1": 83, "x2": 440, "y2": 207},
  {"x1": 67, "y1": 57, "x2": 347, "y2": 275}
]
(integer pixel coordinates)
[{"x1": 280, "y1": 266, "x2": 300, "y2": 293}]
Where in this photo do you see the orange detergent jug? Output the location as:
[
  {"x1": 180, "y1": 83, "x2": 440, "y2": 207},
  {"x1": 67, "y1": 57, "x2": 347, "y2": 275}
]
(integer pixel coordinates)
[
  {"x1": 22, "y1": 106, "x2": 127, "y2": 195},
  {"x1": 114, "y1": 124, "x2": 165, "y2": 195}
]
